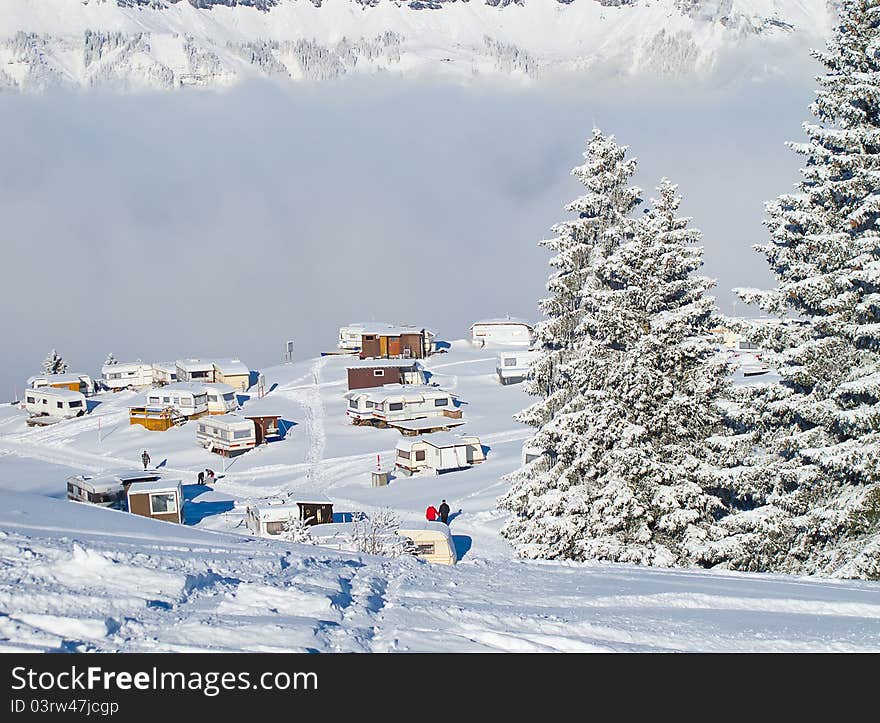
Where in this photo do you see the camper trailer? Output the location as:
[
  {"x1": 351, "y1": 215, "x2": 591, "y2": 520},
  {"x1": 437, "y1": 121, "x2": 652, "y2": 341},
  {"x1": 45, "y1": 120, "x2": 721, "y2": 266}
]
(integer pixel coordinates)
[
  {"x1": 66, "y1": 475, "x2": 125, "y2": 507},
  {"x1": 175, "y1": 359, "x2": 215, "y2": 384},
  {"x1": 23, "y1": 387, "x2": 87, "y2": 420},
  {"x1": 101, "y1": 362, "x2": 154, "y2": 391},
  {"x1": 245, "y1": 498, "x2": 297, "y2": 537},
  {"x1": 397, "y1": 522, "x2": 458, "y2": 565},
  {"x1": 470, "y1": 318, "x2": 534, "y2": 347},
  {"x1": 204, "y1": 383, "x2": 239, "y2": 415},
  {"x1": 346, "y1": 360, "x2": 425, "y2": 391},
  {"x1": 212, "y1": 359, "x2": 250, "y2": 391},
  {"x1": 496, "y1": 350, "x2": 542, "y2": 385},
  {"x1": 338, "y1": 323, "x2": 373, "y2": 351},
  {"x1": 126, "y1": 480, "x2": 183, "y2": 524},
  {"x1": 28, "y1": 373, "x2": 95, "y2": 396},
  {"x1": 151, "y1": 362, "x2": 178, "y2": 386},
  {"x1": 144, "y1": 383, "x2": 208, "y2": 419},
  {"x1": 395, "y1": 433, "x2": 485, "y2": 476},
  {"x1": 196, "y1": 414, "x2": 256, "y2": 456},
  {"x1": 345, "y1": 385, "x2": 460, "y2": 427}
]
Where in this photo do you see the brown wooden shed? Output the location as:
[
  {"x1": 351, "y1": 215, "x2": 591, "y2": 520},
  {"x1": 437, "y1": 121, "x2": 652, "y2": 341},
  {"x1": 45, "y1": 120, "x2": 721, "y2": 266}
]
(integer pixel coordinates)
[
  {"x1": 359, "y1": 326, "x2": 428, "y2": 360},
  {"x1": 295, "y1": 493, "x2": 334, "y2": 526},
  {"x1": 126, "y1": 480, "x2": 183, "y2": 524},
  {"x1": 346, "y1": 361, "x2": 423, "y2": 391},
  {"x1": 245, "y1": 414, "x2": 282, "y2": 445}
]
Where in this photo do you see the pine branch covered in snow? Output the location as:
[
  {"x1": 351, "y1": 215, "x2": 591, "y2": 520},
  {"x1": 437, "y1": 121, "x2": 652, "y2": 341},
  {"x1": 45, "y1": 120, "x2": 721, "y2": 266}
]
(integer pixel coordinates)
[
  {"x1": 104, "y1": 353, "x2": 117, "y2": 366},
  {"x1": 718, "y1": 0, "x2": 880, "y2": 579},
  {"x1": 348, "y1": 509, "x2": 415, "y2": 557},
  {"x1": 280, "y1": 512, "x2": 315, "y2": 544}
]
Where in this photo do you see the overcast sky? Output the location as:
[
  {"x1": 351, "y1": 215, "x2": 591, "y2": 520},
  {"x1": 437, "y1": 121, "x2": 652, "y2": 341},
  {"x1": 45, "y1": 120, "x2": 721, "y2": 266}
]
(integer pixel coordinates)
[{"x1": 0, "y1": 69, "x2": 818, "y2": 397}]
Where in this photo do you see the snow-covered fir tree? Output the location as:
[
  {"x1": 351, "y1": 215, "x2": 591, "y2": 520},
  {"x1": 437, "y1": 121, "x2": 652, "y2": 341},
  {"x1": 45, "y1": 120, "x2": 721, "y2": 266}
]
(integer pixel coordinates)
[
  {"x1": 104, "y1": 353, "x2": 117, "y2": 366},
  {"x1": 280, "y1": 512, "x2": 314, "y2": 544},
  {"x1": 717, "y1": 0, "x2": 880, "y2": 579},
  {"x1": 501, "y1": 172, "x2": 732, "y2": 566},
  {"x1": 41, "y1": 349, "x2": 67, "y2": 375}
]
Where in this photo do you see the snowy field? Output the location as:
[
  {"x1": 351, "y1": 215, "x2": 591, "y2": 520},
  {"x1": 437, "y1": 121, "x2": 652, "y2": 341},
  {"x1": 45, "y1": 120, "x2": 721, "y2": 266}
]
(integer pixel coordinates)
[{"x1": 1, "y1": 340, "x2": 879, "y2": 652}]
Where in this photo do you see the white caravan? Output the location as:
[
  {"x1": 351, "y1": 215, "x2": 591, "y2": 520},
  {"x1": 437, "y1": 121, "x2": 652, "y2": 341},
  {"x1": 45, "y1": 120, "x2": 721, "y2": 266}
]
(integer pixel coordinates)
[
  {"x1": 345, "y1": 385, "x2": 458, "y2": 426},
  {"x1": 204, "y1": 383, "x2": 239, "y2": 415},
  {"x1": 101, "y1": 362, "x2": 154, "y2": 390},
  {"x1": 196, "y1": 414, "x2": 256, "y2": 456},
  {"x1": 496, "y1": 350, "x2": 542, "y2": 385},
  {"x1": 144, "y1": 383, "x2": 208, "y2": 418},
  {"x1": 395, "y1": 433, "x2": 485, "y2": 475},
  {"x1": 23, "y1": 387, "x2": 87, "y2": 419},
  {"x1": 470, "y1": 318, "x2": 534, "y2": 347}
]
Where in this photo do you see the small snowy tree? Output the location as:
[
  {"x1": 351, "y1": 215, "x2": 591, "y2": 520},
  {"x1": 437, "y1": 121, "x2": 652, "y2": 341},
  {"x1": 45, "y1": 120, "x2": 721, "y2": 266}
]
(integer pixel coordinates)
[
  {"x1": 104, "y1": 353, "x2": 117, "y2": 366},
  {"x1": 347, "y1": 509, "x2": 415, "y2": 557},
  {"x1": 722, "y1": 0, "x2": 880, "y2": 578},
  {"x1": 280, "y1": 512, "x2": 314, "y2": 544},
  {"x1": 41, "y1": 349, "x2": 68, "y2": 375},
  {"x1": 501, "y1": 175, "x2": 732, "y2": 566}
]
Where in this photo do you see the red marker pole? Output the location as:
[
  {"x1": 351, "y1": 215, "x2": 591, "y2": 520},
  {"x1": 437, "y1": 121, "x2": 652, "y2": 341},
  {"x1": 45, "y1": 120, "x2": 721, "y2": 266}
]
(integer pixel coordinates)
[{"x1": 376, "y1": 454, "x2": 380, "y2": 471}]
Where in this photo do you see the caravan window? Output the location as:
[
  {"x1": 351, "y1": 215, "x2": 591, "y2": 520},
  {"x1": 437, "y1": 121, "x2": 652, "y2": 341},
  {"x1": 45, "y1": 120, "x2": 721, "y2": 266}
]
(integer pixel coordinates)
[
  {"x1": 397, "y1": 449, "x2": 410, "y2": 460},
  {"x1": 198, "y1": 423, "x2": 207, "y2": 433},
  {"x1": 434, "y1": 398, "x2": 449, "y2": 407},
  {"x1": 388, "y1": 402, "x2": 404, "y2": 411},
  {"x1": 56, "y1": 401, "x2": 63, "y2": 409},
  {"x1": 504, "y1": 357, "x2": 517, "y2": 367},
  {"x1": 233, "y1": 430, "x2": 251, "y2": 440},
  {"x1": 148, "y1": 396, "x2": 160, "y2": 404},
  {"x1": 373, "y1": 369, "x2": 385, "y2": 377},
  {"x1": 162, "y1": 396, "x2": 170, "y2": 404},
  {"x1": 415, "y1": 543, "x2": 435, "y2": 556},
  {"x1": 68, "y1": 400, "x2": 83, "y2": 408},
  {"x1": 265, "y1": 521, "x2": 284, "y2": 535},
  {"x1": 26, "y1": 396, "x2": 35, "y2": 404},
  {"x1": 222, "y1": 393, "x2": 235, "y2": 402},
  {"x1": 415, "y1": 450, "x2": 426, "y2": 462},
  {"x1": 207, "y1": 394, "x2": 218, "y2": 402},
  {"x1": 150, "y1": 493, "x2": 177, "y2": 514},
  {"x1": 349, "y1": 398, "x2": 358, "y2": 409}
]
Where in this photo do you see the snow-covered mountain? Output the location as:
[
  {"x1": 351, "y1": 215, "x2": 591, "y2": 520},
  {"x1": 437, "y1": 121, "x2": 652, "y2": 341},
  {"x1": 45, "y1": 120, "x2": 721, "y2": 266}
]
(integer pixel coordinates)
[{"x1": 0, "y1": 0, "x2": 834, "y2": 91}]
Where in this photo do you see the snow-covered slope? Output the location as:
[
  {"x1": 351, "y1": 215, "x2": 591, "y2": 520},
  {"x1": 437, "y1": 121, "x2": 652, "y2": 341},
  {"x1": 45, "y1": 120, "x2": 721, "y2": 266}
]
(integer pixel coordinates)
[
  {"x1": 0, "y1": 0, "x2": 834, "y2": 91},
  {"x1": 1, "y1": 341, "x2": 879, "y2": 651}
]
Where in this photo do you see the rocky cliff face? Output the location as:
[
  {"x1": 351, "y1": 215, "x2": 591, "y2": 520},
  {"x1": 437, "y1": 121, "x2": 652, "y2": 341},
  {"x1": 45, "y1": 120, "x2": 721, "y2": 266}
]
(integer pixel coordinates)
[{"x1": 0, "y1": 0, "x2": 834, "y2": 91}]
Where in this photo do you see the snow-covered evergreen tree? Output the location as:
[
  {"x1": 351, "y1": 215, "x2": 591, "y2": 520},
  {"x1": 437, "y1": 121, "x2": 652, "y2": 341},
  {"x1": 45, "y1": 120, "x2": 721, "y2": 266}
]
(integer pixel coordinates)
[
  {"x1": 280, "y1": 512, "x2": 314, "y2": 544},
  {"x1": 104, "y1": 353, "x2": 117, "y2": 366},
  {"x1": 501, "y1": 174, "x2": 731, "y2": 566},
  {"x1": 41, "y1": 349, "x2": 67, "y2": 375},
  {"x1": 723, "y1": 0, "x2": 880, "y2": 579}
]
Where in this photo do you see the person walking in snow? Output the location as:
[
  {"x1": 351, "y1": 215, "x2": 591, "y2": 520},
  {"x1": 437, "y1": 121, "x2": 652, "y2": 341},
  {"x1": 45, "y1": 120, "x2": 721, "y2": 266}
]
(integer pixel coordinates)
[
  {"x1": 438, "y1": 499, "x2": 450, "y2": 525},
  {"x1": 141, "y1": 450, "x2": 150, "y2": 470},
  {"x1": 426, "y1": 504, "x2": 438, "y2": 522}
]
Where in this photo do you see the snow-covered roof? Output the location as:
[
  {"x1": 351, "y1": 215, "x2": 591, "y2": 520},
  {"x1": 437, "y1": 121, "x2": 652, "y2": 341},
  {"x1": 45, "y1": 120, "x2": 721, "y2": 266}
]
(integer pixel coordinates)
[
  {"x1": 247, "y1": 499, "x2": 297, "y2": 521},
  {"x1": 27, "y1": 387, "x2": 85, "y2": 401},
  {"x1": 152, "y1": 361, "x2": 176, "y2": 372},
  {"x1": 201, "y1": 414, "x2": 253, "y2": 429},
  {"x1": 115, "y1": 469, "x2": 163, "y2": 484},
  {"x1": 471, "y1": 318, "x2": 533, "y2": 329},
  {"x1": 204, "y1": 383, "x2": 236, "y2": 395},
  {"x1": 391, "y1": 418, "x2": 466, "y2": 432},
  {"x1": 67, "y1": 474, "x2": 124, "y2": 495},
  {"x1": 360, "y1": 324, "x2": 430, "y2": 336},
  {"x1": 398, "y1": 521, "x2": 453, "y2": 539},
  {"x1": 396, "y1": 432, "x2": 477, "y2": 451},
  {"x1": 176, "y1": 358, "x2": 215, "y2": 372},
  {"x1": 346, "y1": 359, "x2": 421, "y2": 369},
  {"x1": 497, "y1": 350, "x2": 541, "y2": 362},
  {"x1": 101, "y1": 362, "x2": 152, "y2": 374},
  {"x1": 28, "y1": 373, "x2": 91, "y2": 384},
  {"x1": 127, "y1": 479, "x2": 182, "y2": 495},
  {"x1": 346, "y1": 384, "x2": 453, "y2": 402},
  {"x1": 212, "y1": 358, "x2": 249, "y2": 376},
  {"x1": 154, "y1": 382, "x2": 209, "y2": 395},
  {"x1": 292, "y1": 490, "x2": 332, "y2": 505}
]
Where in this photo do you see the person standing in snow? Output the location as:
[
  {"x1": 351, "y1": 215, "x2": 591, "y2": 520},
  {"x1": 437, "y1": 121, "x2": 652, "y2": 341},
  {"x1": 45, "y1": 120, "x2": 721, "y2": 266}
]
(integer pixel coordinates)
[
  {"x1": 205, "y1": 468, "x2": 215, "y2": 485},
  {"x1": 197, "y1": 470, "x2": 205, "y2": 485},
  {"x1": 426, "y1": 504, "x2": 438, "y2": 522},
  {"x1": 141, "y1": 450, "x2": 150, "y2": 470},
  {"x1": 438, "y1": 499, "x2": 450, "y2": 524}
]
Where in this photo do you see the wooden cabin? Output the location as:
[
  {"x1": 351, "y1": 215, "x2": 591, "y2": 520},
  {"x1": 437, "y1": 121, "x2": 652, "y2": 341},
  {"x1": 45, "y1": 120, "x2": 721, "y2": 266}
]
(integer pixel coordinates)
[
  {"x1": 204, "y1": 383, "x2": 239, "y2": 415},
  {"x1": 126, "y1": 480, "x2": 183, "y2": 524},
  {"x1": 196, "y1": 414, "x2": 256, "y2": 456},
  {"x1": 245, "y1": 414, "x2": 282, "y2": 445},
  {"x1": 395, "y1": 433, "x2": 485, "y2": 475},
  {"x1": 345, "y1": 385, "x2": 461, "y2": 428},
  {"x1": 295, "y1": 493, "x2": 334, "y2": 526},
  {"x1": 359, "y1": 325, "x2": 434, "y2": 360},
  {"x1": 101, "y1": 362, "x2": 154, "y2": 391},
  {"x1": 23, "y1": 387, "x2": 87, "y2": 420},
  {"x1": 397, "y1": 522, "x2": 457, "y2": 565},
  {"x1": 496, "y1": 350, "x2": 541, "y2": 385},
  {"x1": 346, "y1": 360, "x2": 424, "y2": 391}
]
